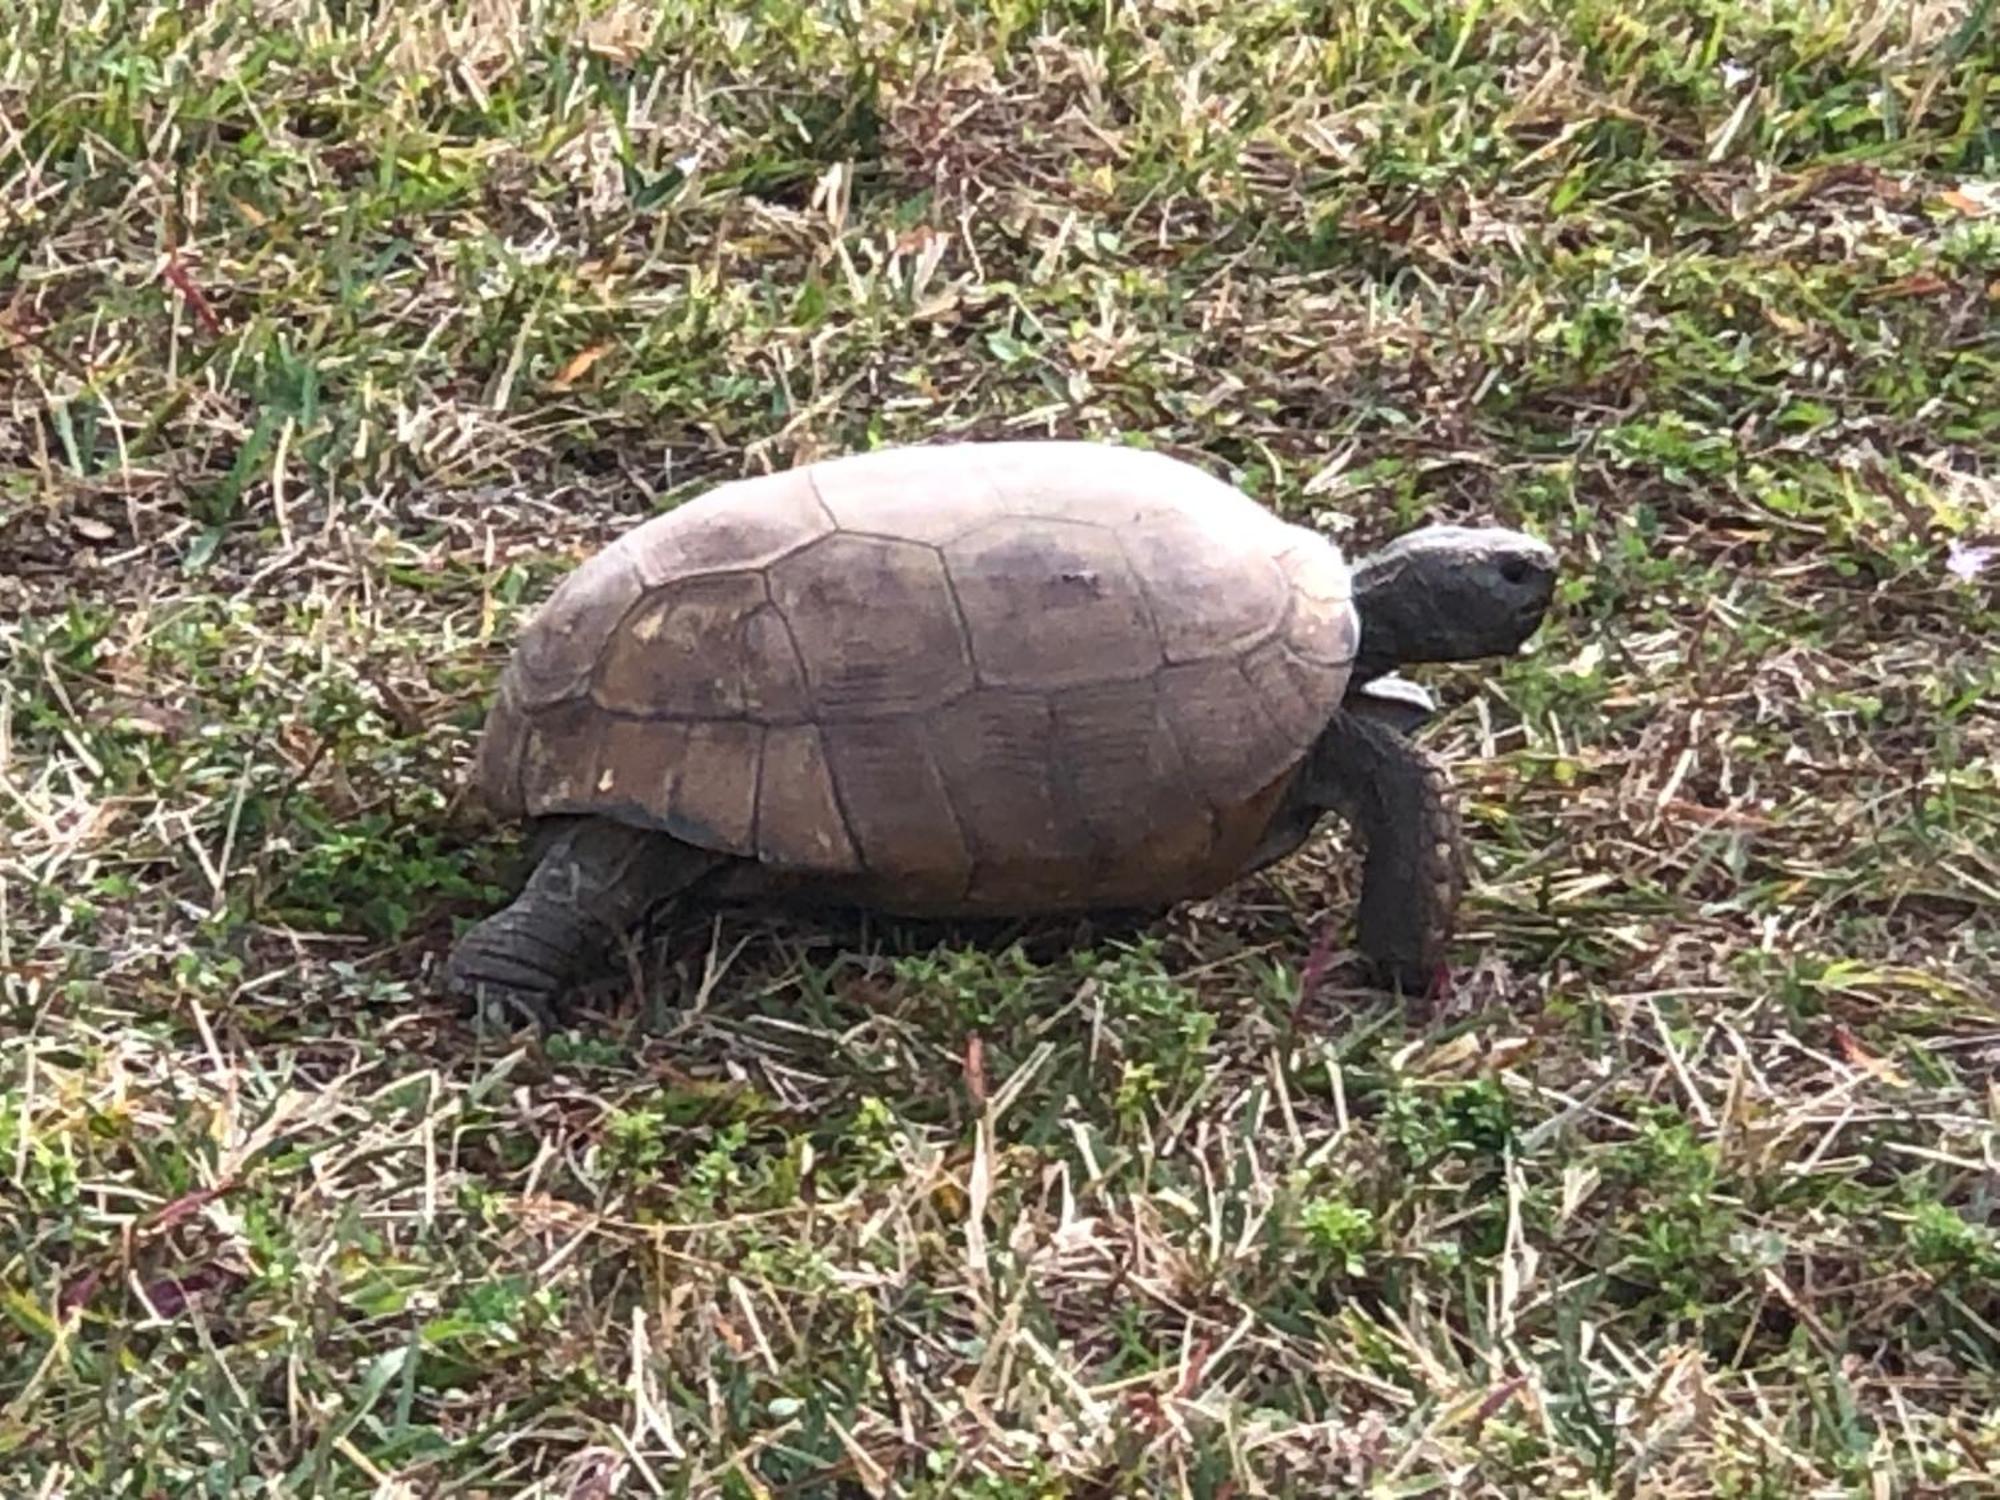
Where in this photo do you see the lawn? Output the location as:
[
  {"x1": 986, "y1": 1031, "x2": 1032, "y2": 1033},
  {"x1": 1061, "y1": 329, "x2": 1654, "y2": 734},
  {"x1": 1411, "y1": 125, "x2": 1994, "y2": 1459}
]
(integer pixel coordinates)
[{"x1": 4, "y1": 0, "x2": 1999, "y2": 1494}]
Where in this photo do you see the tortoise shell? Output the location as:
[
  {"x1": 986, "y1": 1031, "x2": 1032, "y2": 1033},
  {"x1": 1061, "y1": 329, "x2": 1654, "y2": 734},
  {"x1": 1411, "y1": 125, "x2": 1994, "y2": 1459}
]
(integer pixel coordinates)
[{"x1": 472, "y1": 440, "x2": 1358, "y2": 914}]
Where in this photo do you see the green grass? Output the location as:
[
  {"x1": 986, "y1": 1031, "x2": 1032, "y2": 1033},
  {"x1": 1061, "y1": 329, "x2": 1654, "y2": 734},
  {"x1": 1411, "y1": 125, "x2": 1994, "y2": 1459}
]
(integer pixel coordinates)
[{"x1": 4, "y1": 0, "x2": 1999, "y2": 1493}]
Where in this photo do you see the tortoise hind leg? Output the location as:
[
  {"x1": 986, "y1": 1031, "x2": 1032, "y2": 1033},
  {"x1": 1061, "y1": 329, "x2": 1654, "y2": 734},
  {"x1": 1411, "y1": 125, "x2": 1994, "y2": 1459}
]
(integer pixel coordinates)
[
  {"x1": 1303, "y1": 709, "x2": 1466, "y2": 994},
  {"x1": 445, "y1": 817, "x2": 724, "y2": 1029}
]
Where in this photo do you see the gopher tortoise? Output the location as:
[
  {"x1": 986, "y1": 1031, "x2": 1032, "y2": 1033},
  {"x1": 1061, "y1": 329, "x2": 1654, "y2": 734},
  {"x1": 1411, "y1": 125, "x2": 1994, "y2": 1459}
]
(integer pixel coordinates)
[{"x1": 447, "y1": 439, "x2": 1555, "y2": 1027}]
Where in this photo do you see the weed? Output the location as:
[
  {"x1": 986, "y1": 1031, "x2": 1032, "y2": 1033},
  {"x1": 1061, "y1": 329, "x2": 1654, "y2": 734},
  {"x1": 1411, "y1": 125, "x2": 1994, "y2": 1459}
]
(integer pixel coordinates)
[{"x1": 5, "y1": 0, "x2": 1998, "y2": 1493}]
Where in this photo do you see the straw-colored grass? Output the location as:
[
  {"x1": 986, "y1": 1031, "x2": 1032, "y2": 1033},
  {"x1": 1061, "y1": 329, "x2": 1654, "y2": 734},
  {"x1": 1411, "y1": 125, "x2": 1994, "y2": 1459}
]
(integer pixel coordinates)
[{"x1": 4, "y1": 1, "x2": 1998, "y2": 1493}]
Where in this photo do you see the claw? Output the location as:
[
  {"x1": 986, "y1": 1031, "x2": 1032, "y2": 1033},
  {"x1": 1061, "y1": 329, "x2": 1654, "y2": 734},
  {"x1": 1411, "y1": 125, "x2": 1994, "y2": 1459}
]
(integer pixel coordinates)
[
  {"x1": 450, "y1": 971, "x2": 564, "y2": 1036},
  {"x1": 488, "y1": 988, "x2": 562, "y2": 1035},
  {"x1": 1364, "y1": 956, "x2": 1446, "y2": 999}
]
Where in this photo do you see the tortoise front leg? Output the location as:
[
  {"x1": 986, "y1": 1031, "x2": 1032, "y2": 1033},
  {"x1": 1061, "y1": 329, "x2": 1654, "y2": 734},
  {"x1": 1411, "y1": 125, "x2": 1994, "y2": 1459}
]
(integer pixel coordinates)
[
  {"x1": 445, "y1": 817, "x2": 723, "y2": 1029},
  {"x1": 1303, "y1": 709, "x2": 1466, "y2": 993}
]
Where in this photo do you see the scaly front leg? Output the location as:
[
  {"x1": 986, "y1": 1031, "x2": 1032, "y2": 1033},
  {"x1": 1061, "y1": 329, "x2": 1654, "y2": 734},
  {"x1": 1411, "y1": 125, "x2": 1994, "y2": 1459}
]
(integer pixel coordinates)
[
  {"x1": 1302, "y1": 709, "x2": 1466, "y2": 993},
  {"x1": 445, "y1": 818, "x2": 722, "y2": 1029}
]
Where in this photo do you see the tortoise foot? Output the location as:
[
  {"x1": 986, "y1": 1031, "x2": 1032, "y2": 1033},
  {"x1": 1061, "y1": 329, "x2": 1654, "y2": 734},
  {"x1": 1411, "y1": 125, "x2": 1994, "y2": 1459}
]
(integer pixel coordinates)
[
  {"x1": 1361, "y1": 957, "x2": 1452, "y2": 1001},
  {"x1": 442, "y1": 938, "x2": 572, "y2": 1035},
  {"x1": 468, "y1": 982, "x2": 566, "y2": 1036},
  {"x1": 444, "y1": 819, "x2": 724, "y2": 1035}
]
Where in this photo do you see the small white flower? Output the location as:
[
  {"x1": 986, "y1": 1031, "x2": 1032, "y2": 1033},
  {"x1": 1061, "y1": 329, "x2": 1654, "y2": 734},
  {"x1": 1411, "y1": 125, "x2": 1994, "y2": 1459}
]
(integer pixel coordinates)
[{"x1": 1945, "y1": 540, "x2": 1997, "y2": 582}]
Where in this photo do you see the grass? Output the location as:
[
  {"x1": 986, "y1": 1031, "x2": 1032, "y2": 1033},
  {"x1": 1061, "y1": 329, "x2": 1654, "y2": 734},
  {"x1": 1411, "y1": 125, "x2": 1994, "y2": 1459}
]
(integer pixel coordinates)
[{"x1": 3, "y1": 0, "x2": 1999, "y2": 1493}]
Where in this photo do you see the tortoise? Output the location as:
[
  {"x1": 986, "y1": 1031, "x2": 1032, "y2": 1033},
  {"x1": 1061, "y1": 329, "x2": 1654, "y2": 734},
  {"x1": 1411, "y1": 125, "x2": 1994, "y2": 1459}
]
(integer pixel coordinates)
[{"x1": 446, "y1": 439, "x2": 1555, "y2": 1027}]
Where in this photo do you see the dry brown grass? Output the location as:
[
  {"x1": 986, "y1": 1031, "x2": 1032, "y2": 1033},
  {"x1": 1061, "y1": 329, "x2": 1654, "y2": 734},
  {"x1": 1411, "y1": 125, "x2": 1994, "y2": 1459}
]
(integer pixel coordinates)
[{"x1": 4, "y1": 0, "x2": 1999, "y2": 1494}]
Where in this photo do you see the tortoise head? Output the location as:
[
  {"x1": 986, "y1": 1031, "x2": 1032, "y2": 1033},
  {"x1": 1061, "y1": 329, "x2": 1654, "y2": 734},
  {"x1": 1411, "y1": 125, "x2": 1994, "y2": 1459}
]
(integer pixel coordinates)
[{"x1": 1350, "y1": 524, "x2": 1557, "y2": 678}]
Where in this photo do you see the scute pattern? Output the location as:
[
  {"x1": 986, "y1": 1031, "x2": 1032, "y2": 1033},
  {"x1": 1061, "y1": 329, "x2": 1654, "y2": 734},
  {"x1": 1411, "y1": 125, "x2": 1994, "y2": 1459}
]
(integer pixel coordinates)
[
  {"x1": 929, "y1": 691, "x2": 1090, "y2": 900},
  {"x1": 508, "y1": 551, "x2": 644, "y2": 710},
  {"x1": 472, "y1": 684, "x2": 528, "y2": 817},
  {"x1": 806, "y1": 443, "x2": 1004, "y2": 546},
  {"x1": 477, "y1": 440, "x2": 1362, "y2": 909},
  {"x1": 587, "y1": 717, "x2": 683, "y2": 815},
  {"x1": 757, "y1": 726, "x2": 857, "y2": 870},
  {"x1": 1085, "y1": 815, "x2": 1220, "y2": 907},
  {"x1": 977, "y1": 441, "x2": 1251, "y2": 530},
  {"x1": 945, "y1": 519, "x2": 1160, "y2": 689},
  {"x1": 515, "y1": 700, "x2": 615, "y2": 813},
  {"x1": 1049, "y1": 679, "x2": 1201, "y2": 867},
  {"x1": 1277, "y1": 542, "x2": 1359, "y2": 667},
  {"x1": 621, "y1": 466, "x2": 834, "y2": 586},
  {"x1": 769, "y1": 534, "x2": 974, "y2": 717},
  {"x1": 1155, "y1": 659, "x2": 1301, "y2": 796},
  {"x1": 1239, "y1": 639, "x2": 1323, "y2": 746},
  {"x1": 593, "y1": 572, "x2": 793, "y2": 720},
  {"x1": 821, "y1": 719, "x2": 970, "y2": 885},
  {"x1": 673, "y1": 721, "x2": 763, "y2": 850},
  {"x1": 1120, "y1": 508, "x2": 1290, "y2": 663}
]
